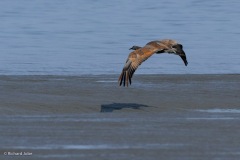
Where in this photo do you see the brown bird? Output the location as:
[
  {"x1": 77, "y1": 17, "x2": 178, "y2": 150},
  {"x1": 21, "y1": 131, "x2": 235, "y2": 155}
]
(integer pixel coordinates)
[{"x1": 118, "y1": 39, "x2": 188, "y2": 87}]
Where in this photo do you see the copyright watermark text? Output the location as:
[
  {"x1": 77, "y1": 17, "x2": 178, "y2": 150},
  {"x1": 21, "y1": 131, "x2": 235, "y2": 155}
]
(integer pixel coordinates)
[{"x1": 3, "y1": 151, "x2": 32, "y2": 156}]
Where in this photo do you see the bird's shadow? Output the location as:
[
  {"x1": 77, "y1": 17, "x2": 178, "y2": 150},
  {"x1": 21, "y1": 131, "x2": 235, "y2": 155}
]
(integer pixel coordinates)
[{"x1": 100, "y1": 103, "x2": 150, "y2": 112}]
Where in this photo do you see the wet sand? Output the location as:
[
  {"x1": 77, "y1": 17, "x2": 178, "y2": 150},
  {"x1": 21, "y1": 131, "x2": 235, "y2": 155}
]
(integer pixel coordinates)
[{"x1": 0, "y1": 74, "x2": 240, "y2": 159}]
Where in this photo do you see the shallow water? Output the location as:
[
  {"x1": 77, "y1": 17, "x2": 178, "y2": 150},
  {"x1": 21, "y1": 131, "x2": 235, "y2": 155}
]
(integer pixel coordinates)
[
  {"x1": 0, "y1": 0, "x2": 240, "y2": 75},
  {"x1": 0, "y1": 75, "x2": 239, "y2": 159},
  {"x1": 1, "y1": 111, "x2": 240, "y2": 160}
]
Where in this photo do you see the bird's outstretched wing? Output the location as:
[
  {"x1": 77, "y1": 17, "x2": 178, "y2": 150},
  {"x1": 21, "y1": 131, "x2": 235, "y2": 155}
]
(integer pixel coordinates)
[
  {"x1": 130, "y1": 43, "x2": 188, "y2": 66},
  {"x1": 118, "y1": 45, "x2": 160, "y2": 86}
]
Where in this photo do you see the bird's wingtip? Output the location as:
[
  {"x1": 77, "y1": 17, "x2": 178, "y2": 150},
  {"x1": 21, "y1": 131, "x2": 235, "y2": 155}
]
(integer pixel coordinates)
[{"x1": 118, "y1": 70, "x2": 131, "y2": 87}]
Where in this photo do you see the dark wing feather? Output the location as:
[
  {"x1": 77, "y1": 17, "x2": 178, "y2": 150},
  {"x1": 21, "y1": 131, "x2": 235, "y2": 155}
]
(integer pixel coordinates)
[
  {"x1": 173, "y1": 44, "x2": 188, "y2": 66},
  {"x1": 179, "y1": 54, "x2": 188, "y2": 66}
]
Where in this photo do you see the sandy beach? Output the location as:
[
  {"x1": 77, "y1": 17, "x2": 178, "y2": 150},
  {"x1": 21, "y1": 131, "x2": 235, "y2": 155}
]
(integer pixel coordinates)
[{"x1": 0, "y1": 74, "x2": 240, "y2": 159}]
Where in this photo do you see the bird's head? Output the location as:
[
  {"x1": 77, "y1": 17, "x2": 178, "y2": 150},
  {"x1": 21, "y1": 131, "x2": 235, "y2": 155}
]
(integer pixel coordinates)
[{"x1": 129, "y1": 45, "x2": 141, "y2": 50}]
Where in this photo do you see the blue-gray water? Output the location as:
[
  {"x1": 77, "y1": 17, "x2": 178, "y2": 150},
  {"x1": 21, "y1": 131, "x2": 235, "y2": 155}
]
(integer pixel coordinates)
[{"x1": 0, "y1": 0, "x2": 240, "y2": 75}]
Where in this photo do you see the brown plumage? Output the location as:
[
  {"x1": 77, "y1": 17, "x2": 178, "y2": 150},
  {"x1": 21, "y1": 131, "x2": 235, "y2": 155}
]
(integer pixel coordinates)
[{"x1": 119, "y1": 39, "x2": 188, "y2": 87}]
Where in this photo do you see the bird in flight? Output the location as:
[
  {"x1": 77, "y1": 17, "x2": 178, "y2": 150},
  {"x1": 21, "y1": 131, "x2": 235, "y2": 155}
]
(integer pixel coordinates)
[{"x1": 118, "y1": 39, "x2": 188, "y2": 87}]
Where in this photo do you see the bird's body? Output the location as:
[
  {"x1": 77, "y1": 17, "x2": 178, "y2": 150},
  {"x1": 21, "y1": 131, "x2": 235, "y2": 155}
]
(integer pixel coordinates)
[{"x1": 119, "y1": 39, "x2": 188, "y2": 87}]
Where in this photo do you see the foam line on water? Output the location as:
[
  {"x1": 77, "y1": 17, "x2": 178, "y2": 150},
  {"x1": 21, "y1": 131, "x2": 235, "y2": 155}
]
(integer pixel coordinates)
[
  {"x1": 96, "y1": 80, "x2": 117, "y2": 83},
  {"x1": 8, "y1": 143, "x2": 184, "y2": 150},
  {"x1": 196, "y1": 109, "x2": 240, "y2": 113}
]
